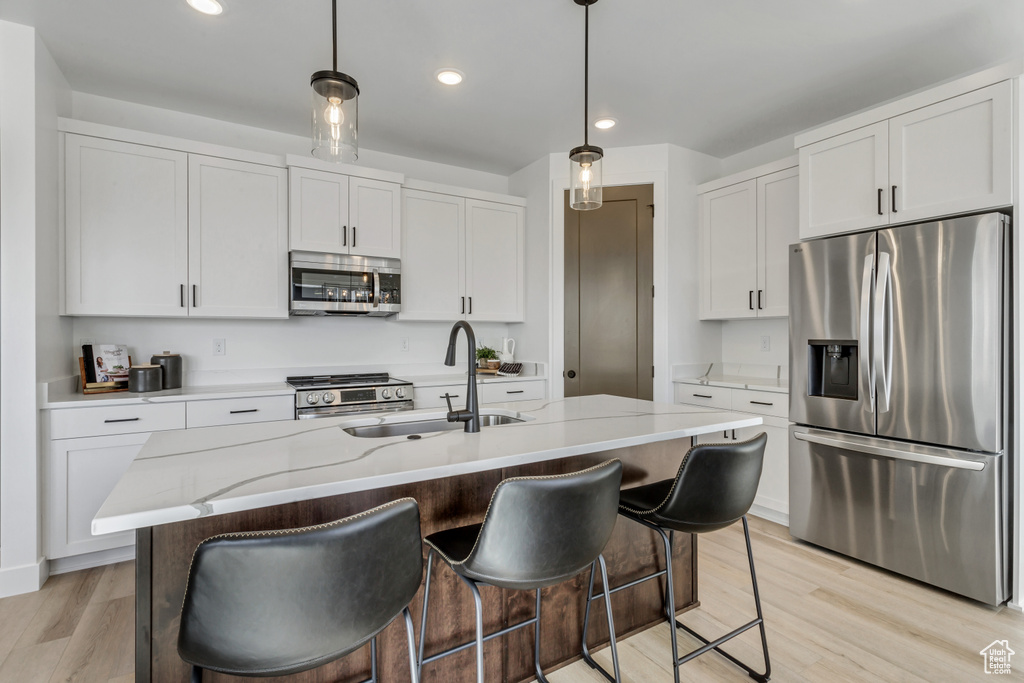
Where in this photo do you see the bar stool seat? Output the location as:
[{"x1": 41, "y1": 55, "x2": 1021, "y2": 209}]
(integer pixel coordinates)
[{"x1": 418, "y1": 460, "x2": 624, "y2": 683}]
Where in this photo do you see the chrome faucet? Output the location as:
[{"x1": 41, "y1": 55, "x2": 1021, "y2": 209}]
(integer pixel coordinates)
[{"x1": 443, "y1": 320, "x2": 480, "y2": 433}]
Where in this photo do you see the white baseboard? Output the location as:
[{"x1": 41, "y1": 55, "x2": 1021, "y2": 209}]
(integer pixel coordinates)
[
  {"x1": 49, "y1": 546, "x2": 136, "y2": 576},
  {"x1": 749, "y1": 502, "x2": 789, "y2": 528},
  {"x1": 0, "y1": 558, "x2": 49, "y2": 597}
]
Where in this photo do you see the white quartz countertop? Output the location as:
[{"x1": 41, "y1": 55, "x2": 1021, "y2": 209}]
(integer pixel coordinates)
[
  {"x1": 674, "y1": 376, "x2": 789, "y2": 394},
  {"x1": 408, "y1": 373, "x2": 545, "y2": 387},
  {"x1": 42, "y1": 382, "x2": 295, "y2": 409},
  {"x1": 93, "y1": 395, "x2": 761, "y2": 535}
]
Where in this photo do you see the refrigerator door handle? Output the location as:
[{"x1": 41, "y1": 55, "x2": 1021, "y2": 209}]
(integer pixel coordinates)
[
  {"x1": 860, "y1": 253, "x2": 875, "y2": 412},
  {"x1": 793, "y1": 430, "x2": 986, "y2": 471},
  {"x1": 874, "y1": 252, "x2": 892, "y2": 413}
]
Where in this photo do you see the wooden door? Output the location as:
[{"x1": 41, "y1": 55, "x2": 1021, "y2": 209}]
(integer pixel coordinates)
[
  {"x1": 399, "y1": 190, "x2": 466, "y2": 321},
  {"x1": 465, "y1": 199, "x2": 525, "y2": 322},
  {"x1": 889, "y1": 80, "x2": 1012, "y2": 224},
  {"x1": 799, "y1": 121, "x2": 889, "y2": 239},
  {"x1": 700, "y1": 179, "x2": 757, "y2": 319},
  {"x1": 564, "y1": 185, "x2": 654, "y2": 400},
  {"x1": 288, "y1": 167, "x2": 349, "y2": 253},
  {"x1": 188, "y1": 155, "x2": 288, "y2": 318},
  {"x1": 349, "y1": 177, "x2": 402, "y2": 258},
  {"x1": 65, "y1": 135, "x2": 189, "y2": 316},
  {"x1": 756, "y1": 167, "x2": 799, "y2": 317}
]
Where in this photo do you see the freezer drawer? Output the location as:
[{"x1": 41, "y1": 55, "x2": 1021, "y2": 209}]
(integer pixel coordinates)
[{"x1": 789, "y1": 426, "x2": 1006, "y2": 605}]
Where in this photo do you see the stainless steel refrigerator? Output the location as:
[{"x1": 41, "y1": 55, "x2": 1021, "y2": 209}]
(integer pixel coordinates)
[{"x1": 789, "y1": 211, "x2": 1009, "y2": 605}]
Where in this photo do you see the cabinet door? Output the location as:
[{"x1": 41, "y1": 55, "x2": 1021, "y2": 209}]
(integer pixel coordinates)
[
  {"x1": 756, "y1": 167, "x2": 799, "y2": 317},
  {"x1": 400, "y1": 190, "x2": 466, "y2": 320},
  {"x1": 349, "y1": 177, "x2": 401, "y2": 258},
  {"x1": 700, "y1": 180, "x2": 757, "y2": 319},
  {"x1": 288, "y1": 167, "x2": 349, "y2": 253},
  {"x1": 65, "y1": 135, "x2": 189, "y2": 316},
  {"x1": 47, "y1": 432, "x2": 148, "y2": 558},
  {"x1": 188, "y1": 155, "x2": 289, "y2": 318},
  {"x1": 889, "y1": 81, "x2": 1013, "y2": 224},
  {"x1": 465, "y1": 200, "x2": 525, "y2": 322},
  {"x1": 800, "y1": 121, "x2": 889, "y2": 239}
]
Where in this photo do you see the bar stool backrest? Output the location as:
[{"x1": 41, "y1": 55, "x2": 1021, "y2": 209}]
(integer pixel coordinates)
[
  {"x1": 177, "y1": 498, "x2": 422, "y2": 677},
  {"x1": 463, "y1": 459, "x2": 622, "y2": 590},
  {"x1": 650, "y1": 433, "x2": 767, "y2": 533}
]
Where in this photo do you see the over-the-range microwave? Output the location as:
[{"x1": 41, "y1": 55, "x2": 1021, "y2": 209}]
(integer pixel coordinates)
[{"x1": 289, "y1": 251, "x2": 401, "y2": 317}]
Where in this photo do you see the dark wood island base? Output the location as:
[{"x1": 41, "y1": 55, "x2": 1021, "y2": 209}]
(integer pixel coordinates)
[{"x1": 135, "y1": 438, "x2": 698, "y2": 682}]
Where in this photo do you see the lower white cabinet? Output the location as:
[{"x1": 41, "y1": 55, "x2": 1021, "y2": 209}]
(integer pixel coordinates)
[
  {"x1": 731, "y1": 418, "x2": 790, "y2": 519},
  {"x1": 47, "y1": 432, "x2": 150, "y2": 558},
  {"x1": 186, "y1": 395, "x2": 294, "y2": 428},
  {"x1": 413, "y1": 379, "x2": 545, "y2": 409}
]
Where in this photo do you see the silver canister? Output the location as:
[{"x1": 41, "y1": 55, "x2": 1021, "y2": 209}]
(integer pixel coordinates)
[
  {"x1": 151, "y1": 351, "x2": 183, "y2": 389},
  {"x1": 129, "y1": 364, "x2": 163, "y2": 393}
]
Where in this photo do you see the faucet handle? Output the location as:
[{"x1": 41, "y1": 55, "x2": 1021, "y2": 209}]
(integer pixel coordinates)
[{"x1": 443, "y1": 392, "x2": 455, "y2": 418}]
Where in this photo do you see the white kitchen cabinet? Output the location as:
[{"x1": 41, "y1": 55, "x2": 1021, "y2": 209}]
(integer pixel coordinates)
[
  {"x1": 185, "y1": 395, "x2": 295, "y2": 428},
  {"x1": 699, "y1": 163, "x2": 797, "y2": 320},
  {"x1": 288, "y1": 167, "x2": 401, "y2": 259},
  {"x1": 64, "y1": 135, "x2": 189, "y2": 316},
  {"x1": 799, "y1": 80, "x2": 1013, "y2": 239},
  {"x1": 47, "y1": 432, "x2": 149, "y2": 558},
  {"x1": 189, "y1": 155, "x2": 289, "y2": 318},
  {"x1": 400, "y1": 189, "x2": 525, "y2": 323},
  {"x1": 400, "y1": 189, "x2": 466, "y2": 321},
  {"x1": 732, "y1": 418, "x2": 790, "y2": 519},
  {"x1": 413, "y1": 379, "x2": 545, "y2": 409}
]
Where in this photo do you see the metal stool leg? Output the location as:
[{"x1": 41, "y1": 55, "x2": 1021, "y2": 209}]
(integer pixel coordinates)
[
  {"x1": 658, "y1": 528, "x2": 681, "y2": 683},
  {"x1": 597, "y1": 555, "x2": 622, "y2": 682},
  {"x1": 416, "y1": 549, "x2": 435, "y2": 681},
  {"x1": 580, "y1": 556, "x2": 622, "y2": 683},
  {"x1": 459, "y1": 574, "x2": 486, "y2": 683},
  {"x1": 533, "y1": 588, "x2": 551, "y2": 683},
  {"x1": 403, "y1": 606, "x2": 420, "y2": 683},
  {"x1": 190, "y1": 665, "x2": 202, "y2": 683},
  {"x1": 369, "y1": 637, "x2": 378, "y2": 683}
]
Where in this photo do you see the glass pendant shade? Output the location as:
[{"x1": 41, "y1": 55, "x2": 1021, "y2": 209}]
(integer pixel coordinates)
[
  {"x1": 311, "y1": 71, "x2": 359, "y2": 162},
  {"x1": 570, "y1": 144, "x2": 603, "y2": 211}
]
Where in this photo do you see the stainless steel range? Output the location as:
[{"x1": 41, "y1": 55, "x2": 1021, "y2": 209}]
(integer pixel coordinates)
[{"x1": 287, "y1": 373, "x2": 414, "y2": 419}]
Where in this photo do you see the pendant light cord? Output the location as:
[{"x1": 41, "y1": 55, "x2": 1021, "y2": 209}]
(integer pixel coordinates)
[
  {"x1": 584, "y1": 1, "x2": 589, "y2": 146},
  {"x1": 332, "y1": 0, "x2": 338, "y2": 72}
]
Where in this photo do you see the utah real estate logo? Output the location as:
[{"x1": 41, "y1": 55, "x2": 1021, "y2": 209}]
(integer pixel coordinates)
[{"x1": 980, "y1": 640, "x2": 1015, "y2": 675}]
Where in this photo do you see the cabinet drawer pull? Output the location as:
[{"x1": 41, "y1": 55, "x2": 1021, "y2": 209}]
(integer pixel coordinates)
[
  {"x1": 891, "y1": 185, "x2": 897, "y2": 213},
  {"x1": 757, "y1": 289, "x2": 763, "y2": 310},
  {"x1": 192, "y1": 284, "x2": 197, "y2": 307},
  {"x1": 180, "y1": 284, "x2": 185, "y2": 308},
  {"x1": 104, "y1": 417, "x2": 140, "y2": 423},
  {"x1": 506, "y1": 390, "x2": 524, "y2": 394},
  {"x1": 343, "y1": 226, "x2": 347, "y2": 247},
  {"x1": 748, "y1": 290, "x2": 754, "y2": 310},
  {"x1": 229, "y1": 409, "x2": 259, "y2": 414},
  {"x1": 692, "y1": 393, "x2": 713, "y2": 399},
  {"x1": 877, "y1": 188, "x2": 883, "y2": 215},
  {"x1": 468, "y1": 297, "x2": 473, "y2": 314},
  {"x1": 441, "y1": 394, "x2": 459, "y2": 399},
  {"x1": 750, "y1": 400, "x2": 774, "y2": 406},
  {"x1": 352, "y1": 226, "x2": 356, "y2": 247},
  {"x1": 461, "y1": 297, "x2": 465, "y2": 314}
]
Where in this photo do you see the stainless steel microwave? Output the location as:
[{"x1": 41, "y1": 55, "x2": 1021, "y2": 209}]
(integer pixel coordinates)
[{"x1": 289, "y1": 251, "x2": 401, "y2": 317}]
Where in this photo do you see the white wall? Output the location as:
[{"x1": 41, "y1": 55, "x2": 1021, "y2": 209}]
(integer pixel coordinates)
[
  {"x1": 71, "y1": 93, "x2": 511, "y2": 194},
  {"x1": 720, "y1": 318, "x2": 790, "y2": 370},
  {"x1": 508, "y1": 156, "x2": 551, "y2": 368}
]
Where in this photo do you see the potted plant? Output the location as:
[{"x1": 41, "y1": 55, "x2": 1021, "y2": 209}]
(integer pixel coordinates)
[{"x1": 476, "y1": 345, "x2": 500, "y2": 369}]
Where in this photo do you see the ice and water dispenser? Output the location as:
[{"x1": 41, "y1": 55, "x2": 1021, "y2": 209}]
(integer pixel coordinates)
[{"x1": 807, "y1": 341, "x2": 858, "y2": 400}]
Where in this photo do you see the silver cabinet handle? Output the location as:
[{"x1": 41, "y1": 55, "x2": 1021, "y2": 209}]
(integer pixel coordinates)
[
  {"x1": 104, "y1": 417, "x2": 140, "y2": 423},
  {"x1": 692, "y1": 393, "x2": 712, "y2": 399},
  {"x1": 793, "y1": 430, "x2": 985, "y2": 471},
  {"x1": 229, "y1": 409, "x2": 258, "y2": 414},
  {"x1": 860, "y1": 253, "x2": 875, "y2": 413}
]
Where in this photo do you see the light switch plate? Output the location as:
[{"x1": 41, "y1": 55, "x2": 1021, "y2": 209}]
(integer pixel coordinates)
[
  {"x1": 213, "y1": 339, "x2": 226, "y2": 356},
  {"x1": 760, "y1": 335, "x2": 770, "y2": 352}
]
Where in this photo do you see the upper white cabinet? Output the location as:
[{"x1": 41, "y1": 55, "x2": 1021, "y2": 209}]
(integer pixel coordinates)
[
  {"x1": 288, "y1": 166, "x2": 401, "y2": 258},
  {"x1": 189, "y1": 155, "x2": 289, "y2": 318},
  {"x1": 699, "y1": 161, "x2": 798, "y2": 320},
  {"x1": 401, "y1": 187, "x2": 525, "y2": 323},
  {"x1": 799, "y1": 80, "x2": 1012, "y2": 239},
  {"x1": 64, "y1": 133, "x2": 288, "y2": 318},
  {"x1": 65, "y1": 135, "x2": 189, "y2": 316}
]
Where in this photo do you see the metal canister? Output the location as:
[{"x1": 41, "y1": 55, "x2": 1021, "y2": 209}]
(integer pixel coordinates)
[
  {"x1": 129, "y1": 364, "x2": 163, "y2": 393},
  {"x1": 151, "y1": 351, "x2": 183, "y2": 389}
]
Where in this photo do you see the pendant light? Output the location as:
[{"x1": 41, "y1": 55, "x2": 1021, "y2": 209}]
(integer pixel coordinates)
[
  {"x1": 569, "y1": 0, "x2": 602, "y2": 211},
  {"x1": 311, "y1": 0, "x2": 359, "y2": 162}
]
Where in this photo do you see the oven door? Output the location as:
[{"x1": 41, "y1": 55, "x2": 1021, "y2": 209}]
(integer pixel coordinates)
[
  {"x1": 289, "y1": 252, "x2": 401, "y2": 316},
  {"x1": 296, "y1": 402, "x2": 414, "y2": 420}
]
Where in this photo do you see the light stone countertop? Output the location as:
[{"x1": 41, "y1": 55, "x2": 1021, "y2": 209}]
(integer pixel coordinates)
[
  {"x1": 407, "y1": 373, "x2": 546, "y2": 387},
  {"x1": 41, "y1": 382, "x2": 295, "y2": 409},
  {"x1": 93, "y1": 395, "x2": 761, "y2": 535},
  {"x1": 675, "y1": 376, "x2": 789, "y2": 394}
]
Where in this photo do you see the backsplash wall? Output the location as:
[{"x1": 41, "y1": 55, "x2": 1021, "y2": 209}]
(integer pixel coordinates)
[
  {"x1": 720, "y1": 318, "x2": 790, "y2": 370},
  {"x1": 69, "y1": 317, "x2": 511, "y2": 384}
]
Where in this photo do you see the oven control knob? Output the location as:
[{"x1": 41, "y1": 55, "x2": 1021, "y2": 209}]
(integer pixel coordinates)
[
  {"x1": 306, "y1": 394, "x2": 319, "y2": 405},
  {"x1": 322, "y1": 392, "x2": 336, "y2": 404},
  {"x1": 382, "y1": 388, "x2": 391, "y2": 399},
  {"x1": 396, "y1": 388, "x2": 405, "y2": 399}
]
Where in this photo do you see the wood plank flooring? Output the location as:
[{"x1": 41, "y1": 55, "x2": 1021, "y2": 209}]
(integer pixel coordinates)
[{"x1": 2, "y1": 517, "x2": 1021, "y2": 681}]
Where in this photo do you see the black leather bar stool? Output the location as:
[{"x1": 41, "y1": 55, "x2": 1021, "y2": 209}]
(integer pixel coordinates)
[
  {"x1": 177, "y1": 498, "x2": 423, "y2": 683},
  {"x1": 417, "y1": 459, "x2": 623, "y2": 683},
  {"x1": 582, "y1": 433, "x2": 771, "y2": 683}
]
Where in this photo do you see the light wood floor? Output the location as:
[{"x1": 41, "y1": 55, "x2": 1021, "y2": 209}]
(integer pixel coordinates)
[{"x1": 2, "y1": 517, "x2": 1021, "y2": 681}]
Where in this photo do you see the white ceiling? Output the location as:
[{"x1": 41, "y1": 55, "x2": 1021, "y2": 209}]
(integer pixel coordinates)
[{"x1": 2, "y1": 0, "x2": 1023, "y2": 175}]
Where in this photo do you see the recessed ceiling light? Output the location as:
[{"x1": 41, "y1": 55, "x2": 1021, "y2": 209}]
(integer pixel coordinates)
[
  {"x1": 595, "y1": 118, "x2": 617, "y2": 130},
  {"x1": 436, "y1": 69, "x2": 465, "y2": 86},
  {"x1": 186, "y1": 0, "x2": 223, "y2": 16}
]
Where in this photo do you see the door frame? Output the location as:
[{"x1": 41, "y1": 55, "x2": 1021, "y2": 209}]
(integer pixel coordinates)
[{"x1": 551, "y1": 170, "x2": 668, "y2": 402}]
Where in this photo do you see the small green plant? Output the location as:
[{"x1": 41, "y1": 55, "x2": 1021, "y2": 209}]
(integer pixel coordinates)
[{"x1": 476, "y1": 345, "x2": 498, "y2": 361}]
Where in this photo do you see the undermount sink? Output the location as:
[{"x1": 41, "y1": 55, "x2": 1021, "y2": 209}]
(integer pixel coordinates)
[{"x1": 343, "y1": 414, "x2": 525, "y2": 438}]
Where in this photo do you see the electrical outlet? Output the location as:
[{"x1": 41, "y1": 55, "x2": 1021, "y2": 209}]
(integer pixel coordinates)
[
  {"x1": 213, "y1": 338, "x2": 226, "y2": 356},
  {"x1": 400, "y1": 338, "x2": 409, "y2": 352},
  {"x1": 760, "y1": 335, "x2": 770, "y2": 352}
]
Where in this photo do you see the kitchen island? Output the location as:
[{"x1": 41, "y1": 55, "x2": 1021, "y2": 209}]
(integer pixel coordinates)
[{"x1": 95, "y1": 395, "x2": 762, "y2": 683}]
